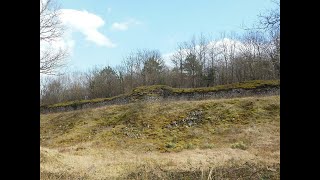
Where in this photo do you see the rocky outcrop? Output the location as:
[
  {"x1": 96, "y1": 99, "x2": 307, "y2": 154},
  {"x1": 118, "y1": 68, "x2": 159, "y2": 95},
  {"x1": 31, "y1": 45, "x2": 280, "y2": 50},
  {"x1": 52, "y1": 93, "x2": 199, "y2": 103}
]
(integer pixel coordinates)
[
  {"x1": 168, "y1": 86, "x2": 279, "y2": 100},
  {"x1": 40, "y1": 86, "x2": 280, "y2": 114},
  {"x1": 165, "y1": 110, "x2": 204, "y2": 129}
]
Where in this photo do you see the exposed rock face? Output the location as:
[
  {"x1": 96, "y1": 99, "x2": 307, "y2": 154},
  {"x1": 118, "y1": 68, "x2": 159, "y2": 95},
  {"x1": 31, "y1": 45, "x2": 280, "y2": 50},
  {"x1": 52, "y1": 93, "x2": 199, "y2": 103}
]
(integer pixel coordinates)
[
  {"x1": 165, "y1": 110, "x2": 204, "y2": 129},
  {"x1": 168, "y1": 87, "x2": 279, "y2": 100},
  {"x1": 40, "y1": 86, "x2": 280, "y2": 114}
]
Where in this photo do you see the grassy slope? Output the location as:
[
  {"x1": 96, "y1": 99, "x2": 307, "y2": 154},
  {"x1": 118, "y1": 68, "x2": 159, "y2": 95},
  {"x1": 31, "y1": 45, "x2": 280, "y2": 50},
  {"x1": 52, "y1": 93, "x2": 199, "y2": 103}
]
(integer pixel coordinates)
[{"x1": 40, "y1": 95, "x2": 280, "y2": 179}]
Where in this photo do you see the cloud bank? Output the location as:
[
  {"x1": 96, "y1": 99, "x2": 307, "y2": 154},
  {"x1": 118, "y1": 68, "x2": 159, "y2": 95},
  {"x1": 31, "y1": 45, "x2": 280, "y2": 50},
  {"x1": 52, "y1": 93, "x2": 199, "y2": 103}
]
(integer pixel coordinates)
[{"x1": 59, "y1": 9, "x2": 116, "y2": 47}]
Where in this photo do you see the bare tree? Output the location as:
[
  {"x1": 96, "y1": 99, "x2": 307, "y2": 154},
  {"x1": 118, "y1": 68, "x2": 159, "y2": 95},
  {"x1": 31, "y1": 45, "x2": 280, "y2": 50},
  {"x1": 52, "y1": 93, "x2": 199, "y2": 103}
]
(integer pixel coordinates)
[
  {"x1": 220, "y1": 32, "x2": 230, "y2": 84},
  {"x1": 40, "y1": 75, "x2": 66, "y2": 105},
  {"x1": 40, "y1": 0, "x2": 68, "y2": 75},
  {"x1": 122, "y1": 52, "x2": 137, "y2": 91},
  {"x1": 259, "y1": 0, "x2": 280, "y2": 79},
  {"x1": 184, "y1": 54, "x2": 201, "y2": 88},
  {"x1": 40, "y1": 48, "x2": 67, "y2": 75},
  {"x1": 207, "y1": 41, "x2": 219, "y2": 86},
  {"x1": 258, "y1": 0, "x2": 280, "y2": 33},
  {"x1": 171, "y1": 43, "x2": 187, "y2": 87},
  {"x1": 115, "y1": 65, "x2": 126, "y2": 94},
  {"x1": 197, "y1": 33, "x2": 209, "y2": 86}
]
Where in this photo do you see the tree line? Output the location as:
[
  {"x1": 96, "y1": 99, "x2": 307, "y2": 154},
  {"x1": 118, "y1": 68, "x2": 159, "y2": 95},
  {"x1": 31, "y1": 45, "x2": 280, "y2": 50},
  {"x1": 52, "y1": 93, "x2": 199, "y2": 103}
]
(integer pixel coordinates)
[
  {"x1": 40, "y1": 0, "x2": 279, "y2": 105},
  {"x1": 41, "y1": 31, "x2": 279, "y2": 105}
]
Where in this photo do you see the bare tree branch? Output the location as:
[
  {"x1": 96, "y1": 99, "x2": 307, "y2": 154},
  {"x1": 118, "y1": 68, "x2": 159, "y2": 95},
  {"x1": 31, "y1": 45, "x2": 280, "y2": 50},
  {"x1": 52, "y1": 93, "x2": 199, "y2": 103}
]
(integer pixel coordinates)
[
  {"x1": 40, "y1": 0, "x2": 68, "y2": 75},
  {"x1": 40, "y1": 47, "x2": 68, "y2": 75}
]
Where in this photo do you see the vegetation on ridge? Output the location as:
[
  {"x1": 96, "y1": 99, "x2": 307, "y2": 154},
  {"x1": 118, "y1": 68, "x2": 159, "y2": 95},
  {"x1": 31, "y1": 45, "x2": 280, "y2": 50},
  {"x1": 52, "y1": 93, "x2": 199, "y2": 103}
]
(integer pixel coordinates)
[{"x1": 41, "y1": 79, "x2": 279, "y2": 109}]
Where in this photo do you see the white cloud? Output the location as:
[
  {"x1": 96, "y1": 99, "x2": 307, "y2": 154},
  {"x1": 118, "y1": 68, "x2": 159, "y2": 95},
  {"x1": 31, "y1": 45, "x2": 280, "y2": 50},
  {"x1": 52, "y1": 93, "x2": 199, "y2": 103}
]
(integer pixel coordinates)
[
  {"x1": 162, "y1": 52, "x2": 175, "y2": 68},
  {"x1": 111, "y1": 19, "x2": 141, "y2": 31},
  {"x1": 49, "y1": 29, "x2": 75, "y2": 51},
  {"x1": 111, "y1": 22, "x2": 129, "y2": 31},
  {"x1": 208, "y1": 38, "x2": 245, "y2": 54},
  {"x1": 162, "y1": 38, "x2": 246, "y2": 68},
  {"x1": 59, "y1": 9, "x2": 116, "y2": 47}
]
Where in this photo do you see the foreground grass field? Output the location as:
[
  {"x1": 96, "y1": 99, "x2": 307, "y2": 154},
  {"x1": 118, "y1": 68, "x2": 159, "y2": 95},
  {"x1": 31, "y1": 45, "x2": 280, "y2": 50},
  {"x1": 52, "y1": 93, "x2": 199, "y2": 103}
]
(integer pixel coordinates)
[{"x1": 40, "y1": 95, "x2": 280, "y2": 179}]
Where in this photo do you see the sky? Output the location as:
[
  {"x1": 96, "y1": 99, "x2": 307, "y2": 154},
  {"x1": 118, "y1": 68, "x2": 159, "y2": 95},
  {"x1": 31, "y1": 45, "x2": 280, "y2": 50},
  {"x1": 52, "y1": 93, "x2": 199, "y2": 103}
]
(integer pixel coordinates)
[{"x1": 54, "y1": 0, "x2": 277, "y2": 72}]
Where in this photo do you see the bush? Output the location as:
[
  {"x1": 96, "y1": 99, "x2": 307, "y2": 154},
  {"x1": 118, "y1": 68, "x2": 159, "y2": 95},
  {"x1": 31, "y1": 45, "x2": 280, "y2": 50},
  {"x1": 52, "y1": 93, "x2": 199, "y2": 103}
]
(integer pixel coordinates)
[
  {"x1": 166, "y1": 142, "x2": 176, "y2": 148},
  {"x1": 185, "y1": 142, "x2": 195, "y2": 149}
]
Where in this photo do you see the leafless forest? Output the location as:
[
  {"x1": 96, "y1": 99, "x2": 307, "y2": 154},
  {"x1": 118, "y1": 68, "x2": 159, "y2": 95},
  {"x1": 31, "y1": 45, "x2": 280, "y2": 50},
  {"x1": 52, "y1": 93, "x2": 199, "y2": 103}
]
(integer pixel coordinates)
[{"x1": 40, "y1": 0, "x2": 279, "y2": 106}]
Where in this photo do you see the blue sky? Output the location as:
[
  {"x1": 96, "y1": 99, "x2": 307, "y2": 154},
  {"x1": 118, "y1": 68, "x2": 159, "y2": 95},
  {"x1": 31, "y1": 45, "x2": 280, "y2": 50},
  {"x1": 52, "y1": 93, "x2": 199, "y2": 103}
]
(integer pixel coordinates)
[{"x1": 57, "y1": 0, "x2": 277, "y2": 72}]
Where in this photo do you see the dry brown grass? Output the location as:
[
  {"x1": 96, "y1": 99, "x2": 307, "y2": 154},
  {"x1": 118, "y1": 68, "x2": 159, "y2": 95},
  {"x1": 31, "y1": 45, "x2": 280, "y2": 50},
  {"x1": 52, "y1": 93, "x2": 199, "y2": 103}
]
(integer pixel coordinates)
[{"x1": 41, "y1": 146, "x2": 279, "y2": 179}]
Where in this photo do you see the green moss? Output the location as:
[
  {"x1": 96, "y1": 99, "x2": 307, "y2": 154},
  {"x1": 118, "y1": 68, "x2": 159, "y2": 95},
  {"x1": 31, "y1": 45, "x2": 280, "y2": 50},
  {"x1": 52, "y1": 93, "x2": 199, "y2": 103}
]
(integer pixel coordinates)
[
  {"x1": 231, "y1": 141, "x2": 248, "y2": 150},
  {"x1": 185, "y1": 142, "x2": 195, "y2": 149},
  {"x1": 45, "y1": 92, "x2": 134, "y2": 109},
  {"x1": 132, "y1": 85, "x2": 172, "y2": 93},
  {"x1": 201, "y1": 143, "x2": 215, "y2": 149},
  {"x1": 165, "y1": 142, "x2": 176, "y2": 148},
  {"x1": 41, "y1": 80, "x2": 279, "y2": 110}
]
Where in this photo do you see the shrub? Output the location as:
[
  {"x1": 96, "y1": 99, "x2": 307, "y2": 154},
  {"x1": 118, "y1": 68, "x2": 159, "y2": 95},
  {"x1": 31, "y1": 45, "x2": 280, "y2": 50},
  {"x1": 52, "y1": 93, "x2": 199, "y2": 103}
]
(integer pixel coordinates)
[
  {"x1": 166, "y1": 142, "x2": 176, "y2": 148},
  {"x1": 185, "y1": 142, "x2": 195, "y2": 149}
]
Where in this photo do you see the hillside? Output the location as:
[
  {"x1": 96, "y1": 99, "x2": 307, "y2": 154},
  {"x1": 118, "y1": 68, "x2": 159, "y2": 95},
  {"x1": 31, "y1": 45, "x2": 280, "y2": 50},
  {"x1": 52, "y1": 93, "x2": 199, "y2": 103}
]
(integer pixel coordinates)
[
  {"x1": 40, "y1": 0, "x2": 280, "y2": 178},
  {"x1": 40, "y1": 94, "x2": 280, "y2": 179}
]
